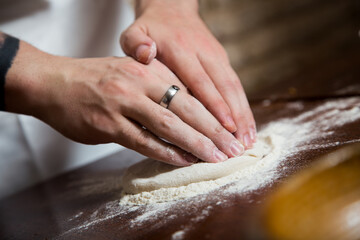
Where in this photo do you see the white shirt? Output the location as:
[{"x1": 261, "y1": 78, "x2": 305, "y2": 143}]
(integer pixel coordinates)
[{"x1": 0, "y1": 0, "x2": 134, "y2": 199}]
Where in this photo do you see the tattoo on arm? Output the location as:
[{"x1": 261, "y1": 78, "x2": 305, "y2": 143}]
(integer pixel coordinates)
[{"x1": 0, "y1": 32, "x2": 20, "y2": 111}]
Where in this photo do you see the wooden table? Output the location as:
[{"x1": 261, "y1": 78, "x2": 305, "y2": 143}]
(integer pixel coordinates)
[
  {"x1": 0, "y1": 94, "x2": 359, "y2": 239},
  {"x1": 1, "y1": 0, "x2": 360, "y2": 238}
]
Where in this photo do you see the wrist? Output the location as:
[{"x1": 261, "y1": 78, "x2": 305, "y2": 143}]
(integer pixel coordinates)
[
  {"x1": 135, "y1": 0, "x2": 199, "y2": 18},
  {"x1": 4, "y1": 41, "x2": 68, "y2": 119},
  {"x1": 0, "y1": 33, "x2": 19, "y2": 111}
]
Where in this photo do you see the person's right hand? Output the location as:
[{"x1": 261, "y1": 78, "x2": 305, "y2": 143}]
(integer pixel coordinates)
[{"x1": 5, "y1": 41, "x2": 246, "y2": 166}]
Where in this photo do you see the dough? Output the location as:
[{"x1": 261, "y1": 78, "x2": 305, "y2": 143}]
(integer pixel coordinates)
[{"x1": 121, "y1": 136, "x2": 273, "y2": 194}]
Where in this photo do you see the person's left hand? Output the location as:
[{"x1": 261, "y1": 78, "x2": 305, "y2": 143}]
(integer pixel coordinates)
[{"x1": 120, "y1": 0, "x2": 256, "y2": 149}]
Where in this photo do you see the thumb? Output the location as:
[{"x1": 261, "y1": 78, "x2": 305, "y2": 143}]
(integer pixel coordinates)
[{"x1": 120, "y1": 25, "x2": 157, "y2": 64}]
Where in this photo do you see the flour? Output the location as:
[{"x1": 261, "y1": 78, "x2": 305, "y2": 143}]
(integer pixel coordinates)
[
  {"x1": 121, "y1": 135, "x2": 273, "y2": 194},
  {"x1": 171, "y1": 230, "x2": 185, "y2": 240},
  {"x1": 120, "y1": 133, "x2": 284, "y2": 204},
  {"x1": 119, "y1": 97, "x2": 360, "y2": 205},
  {"x1": 60, "y1": 97, "x2": 360, "y2": 239}
]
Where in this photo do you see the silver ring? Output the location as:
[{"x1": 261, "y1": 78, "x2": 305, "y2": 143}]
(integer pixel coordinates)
[{"x1": 160, "y1": 85, "x2": 180, "y2": 109}]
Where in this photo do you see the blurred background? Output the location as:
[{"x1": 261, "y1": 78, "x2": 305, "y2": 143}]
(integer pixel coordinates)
[{"x1": 199, "y1": 0, "x2": 360, "y2": 101}]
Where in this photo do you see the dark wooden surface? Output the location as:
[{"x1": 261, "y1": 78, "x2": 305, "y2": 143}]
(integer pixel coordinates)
[
  {"x1": 0, "y1": 96, "x2": 359, "y2": 240},
  {"x1": 1, "y1": 1, "x2": 360, "y2": 239}
]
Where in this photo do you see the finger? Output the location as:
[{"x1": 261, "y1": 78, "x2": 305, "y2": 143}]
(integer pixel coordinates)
[
  {"x1": 125, "y1": 97, "x2": 229, "y2": 163},
  {"x1": 170, "y1": 93, "x2": 245, "y2": 157},
  {"x1": 146, "y1": 71, "x2": 245, "y2": 157},
  {"x1": 164, "y1": 53, "x2": 237, "y2": 133},
  {"x1": 225, "y1": 65, "x2": 257, "y2": 147},
  {"x1": 199, "y1": 55, "x2": 257, "y2": 149},
  {"x1": 117, "y1": 117, "x2": 197, "y2": 166},
  {"x1": 120, "y1": 24, "x2": 157, "y2": 64},
  {"x1": 149, "y1": 59, "x2": 188, "y2": 91}
]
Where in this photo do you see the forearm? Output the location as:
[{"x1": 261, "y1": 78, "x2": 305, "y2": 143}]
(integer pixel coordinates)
[
  {"x1": 0, "y1": 32, "x2": 66, "y2": 118},
  {"x1": 134, "y1": 0, "x2": 198, "y2": 17}
]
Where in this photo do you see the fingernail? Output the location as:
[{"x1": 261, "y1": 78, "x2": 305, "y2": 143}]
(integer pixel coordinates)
[
  {"x1": 243, "y1": 133, "x2": 252, "y2": 149},
  {"x1": 230, "y1": 140, "x2": 245, "y2": 157},
  {"x1": 184, "y1": 152, "x2": 198, "y2": 163},
  {"x1": 249, "y1": 127, "x2": 257, "y2": 142},
  {"x1": 135, "y1": 42, "x2": 157, "y2": 64},
  {"x1": 214, "y1": 149, "x2": 228, "y2": 162},
  {"x1": 148, "y1": 42, "x2": 157, "y2": 62},
  {"x1": 224, "y1": 115, "x2": 237, "y2": 133}
]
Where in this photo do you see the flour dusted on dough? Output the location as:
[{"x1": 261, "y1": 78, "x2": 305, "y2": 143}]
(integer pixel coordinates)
[
  {"x1": 122, "y1": 136, "x2": 272, "y2": 194},
  {"x1": 120, "y1": 134, "x2": 281, "y2": 204}
]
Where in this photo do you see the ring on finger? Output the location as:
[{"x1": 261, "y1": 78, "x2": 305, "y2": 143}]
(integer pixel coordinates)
[{"x1": 159, "y1": 85, "x2": 180, "y2": 109}]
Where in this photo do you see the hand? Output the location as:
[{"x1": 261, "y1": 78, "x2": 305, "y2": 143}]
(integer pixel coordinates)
[
  {"x1": 5, "y1": 41, "x2": 246, "y2": 166},
  {"x1": 120, "y1": 0, "x2": 257, "y2": 149}
]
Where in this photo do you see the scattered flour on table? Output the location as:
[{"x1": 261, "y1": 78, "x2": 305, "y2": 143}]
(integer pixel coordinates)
[
  {"x1": 171, "y1": 230, "x2": 185, "y2": 240},
  {"x1": 120, "y1": 97, "x2": 360, "y2": 205},
  {"x1": 60, "y1": 97, "x2": 360, "y2": 239}
]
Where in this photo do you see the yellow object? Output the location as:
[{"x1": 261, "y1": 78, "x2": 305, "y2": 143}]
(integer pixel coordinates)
[{"x1": 263, "y1": 143, "x2": 360, "y2": 240}]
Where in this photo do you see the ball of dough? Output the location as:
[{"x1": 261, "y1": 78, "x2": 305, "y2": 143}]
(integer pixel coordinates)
[{"x1": 121, "y1": 136, "x2": 273, "y2": 194}]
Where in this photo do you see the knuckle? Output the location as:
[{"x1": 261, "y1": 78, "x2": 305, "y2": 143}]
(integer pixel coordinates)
[
  {"x1": 134, "y1": 128, "x2": 151, "y2": 151},
  {"x1": 234, "y1": 114, "x2": 248, "y2": 128},
  {"x1": 119, "y1": 26, "x2": 136, "y2": 50},
  {"x1": 190, "y1": 74, "x2": 209, "y2": 88},
  {"x1": 210, "y1": 99, "x2": 226, "y2": 111},
  {"x1": 235, "y1": 106, "x2": 254, "y2": 122},
  {"x1": 158, "y1": 109, "x2": 177, "y2": 130},
  {"x1": 218, "y1": 81, "x2": 236, "y2": 92},
  {"x1": 107, "y1": 58, "x2": 124, "y2": 70},
  {"x1": 233, "y1": 79, "x2": 243, "y2": 89},
  {"x1": 193, "y1": 136, "x2": 212, "y2": 150},
  {"x1": 183, "y1": 96, "x2": 199, "y2": 112},
  {"x1": 165, "y1": 146, "x2": 178, "y2": 163},
  {"x1": 120, "y1": 28, "x2": 130, "y2": 43},
  {"x1": 122, "y1": 61, "x2": 149, "y2": 78},
  {"x1": 189, "y1": 77, "x2": 212, "y2": 101},
  {"x1": 209, "y1": 123, "x2": 229, "y2": 144},
  {"x1": 201, "y1": 41, "x2": 214, "y2": 53},
  {"x1": 223, "y1": 76, "x2": 237, "y2": 85},
  {"x1": 99, "y1": 76, "x2": 130, "y2": 98},
  {"x1": 214, "y1": 124, "x2": 225, "y2": 135},
  {"x1": 174, "y1": 33, "x2": 191, "y2": 50},
  {"x1": 234, "y1": 111, "x2": 245, "y2": 121},
  {"x1": 182, "y1": 98, "x2": 193, "y2": 113}
]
